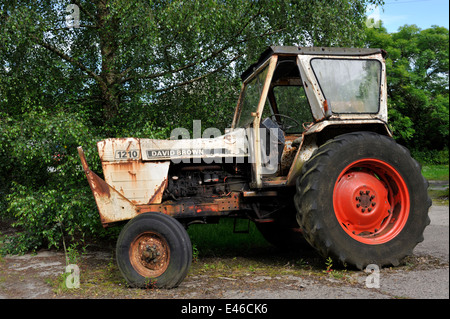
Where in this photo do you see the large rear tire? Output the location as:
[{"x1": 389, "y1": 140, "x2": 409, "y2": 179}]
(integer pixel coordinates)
[
  {"x1": 294, "y1": 132, "x2": 431, "y2": 269},
  {"x1": 116, "y1": 212, "x2": 192, "y2": 288}
]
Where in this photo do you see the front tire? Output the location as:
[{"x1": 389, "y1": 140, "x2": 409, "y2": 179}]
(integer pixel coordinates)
[
  {"x1": 295, "y1": 132, "x2": 431, "y2": 269},
  {"x1": 116, "y1": 212, "x2": 192, "y2": 288}
]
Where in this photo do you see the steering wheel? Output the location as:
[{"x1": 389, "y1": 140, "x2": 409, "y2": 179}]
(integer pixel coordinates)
[{"x1": 271, "y1": 114, "x2": 301, "y2": 131}]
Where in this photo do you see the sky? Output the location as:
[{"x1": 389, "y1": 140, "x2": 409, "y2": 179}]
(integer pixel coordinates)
[{"x1": 368, "y1": 0, "x2": 449, "y2": 33}]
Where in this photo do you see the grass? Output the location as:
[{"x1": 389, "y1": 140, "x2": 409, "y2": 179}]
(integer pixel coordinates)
[
  {"x1": 185, "y1": 218, "x2": 353, "y2": 282},
  {"x1": 428, "y1": 188, "x2": 449, "y2": 206},
  {"x1": 421, "y1": 164, "x2": 449, "y2": 205},
  {"x1": 187, "y1": 218, "x2": 270, "y2": 257},
  {"x1": 44, "y1": 217, "x2": 337, "y2": 297},
  {"x1": 422, "y1": 165, "x2": 449, "y2": 181}
]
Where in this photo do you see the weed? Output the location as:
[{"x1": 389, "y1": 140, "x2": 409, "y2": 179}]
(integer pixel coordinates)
[
  {"x1": 51, "y1": 272, "x2": 73, "y2": 295},
  {"x1": 428, "y1": 187, "x2": 449, "y2": 205},
  {"x1": 65, "y1": 243, "x2": 80, "y2": 265},
  {"x1": 203, "y1": 263, "x2": 216, "y2": 271},
  {"x1": 192, "y1": 243, "x2": 199, "y2": 262},
  {"x1": 295, "y1": 258, "x2": 308, "y2": 269},
  {"x1": 144, "y1": 277, "x2": 157, "y2": 289},
  {"x1": 324, "y1": 257, "x2": 333, "y2": 274}
]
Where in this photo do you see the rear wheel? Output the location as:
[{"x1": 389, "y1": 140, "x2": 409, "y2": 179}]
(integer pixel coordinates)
[
  {"x1": 116, "y1": 212, "x2": 192, "y2": 288},
  {"x1": 295, "y1": 132, "x2": 431, "y2": 269}
]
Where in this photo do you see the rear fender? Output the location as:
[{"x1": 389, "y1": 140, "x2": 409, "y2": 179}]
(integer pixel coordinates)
[{"x1": 285, "y1": 120, "x2": 391, "y2": 186}]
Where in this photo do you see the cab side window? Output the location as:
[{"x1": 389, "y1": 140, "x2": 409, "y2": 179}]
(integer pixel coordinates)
[
  {"x1": 266, "y1": 58, "x2": 313, "y2": 133},
  {"x1": 272, "y1": 85, "x2": 312, "y2": 133}
]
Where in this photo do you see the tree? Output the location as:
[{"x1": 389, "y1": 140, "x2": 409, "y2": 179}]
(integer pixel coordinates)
[
  {"x1": 365, "y1": 24, "x2": 449, "y2": 151},
  {"x1": 0, "y1": 0, "x2": 384, "y2": 253},
  {"x1": 1, "y1": 0, "x2": 383, "y2": 122}
]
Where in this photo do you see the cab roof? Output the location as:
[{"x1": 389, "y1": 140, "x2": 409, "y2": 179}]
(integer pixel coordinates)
[{"x1": 241, "y1": 46, "x2": 386, "y2": 81}]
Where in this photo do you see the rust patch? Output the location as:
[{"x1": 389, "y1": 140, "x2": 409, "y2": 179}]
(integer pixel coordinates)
[
  {"x1": 280, "y1": 135, "x2": 298, "y2": 175},
  {"x1": 78, "y1": 147, "x2": 111, "y2": 198},
  {"x1": 138, "y1": 193, "x2": 241, "y2": 218},
  {"x1": 129, "y1": 231, "x2": 170, "y2": 278},
  {"x1": 78, "y1": 147, "x2": 139, "y2": 227},
  {"x1": 148, "y1": 178, "x2": 168, "y2": 204}
]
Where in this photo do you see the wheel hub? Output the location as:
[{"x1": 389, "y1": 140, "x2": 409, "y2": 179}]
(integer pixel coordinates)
[
  {"x1": 334, "y1": 171, "x2": 390, "y2": 235},
  {"x1": 130, "y1": 232, "x2": 170, "y2": 278},
  {"x1": 356, "y1": 190, "x2": 376, "y2": 213},
  {"x1": 141, "y1": 244, "x2": 161, "y2": 264},
  {"x1": 333, "y1": 159, "x2": 410, "y2": 245}
]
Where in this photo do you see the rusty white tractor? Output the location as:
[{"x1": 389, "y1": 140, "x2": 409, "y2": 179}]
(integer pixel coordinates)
[{"x1": 78, "y1": 46, "x2": 431, "y2": 288}]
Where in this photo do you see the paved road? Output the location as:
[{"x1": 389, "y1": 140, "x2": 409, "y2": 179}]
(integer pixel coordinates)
[{"x1": 0, "y1": 205, "x2": 448, "y2": 299}]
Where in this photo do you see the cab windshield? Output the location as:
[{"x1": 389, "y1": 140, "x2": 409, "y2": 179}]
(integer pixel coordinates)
[
  {"x1": 311, "y1": 58, "x2": 382, "y2": 113},
  {"x1": 235, "y1": 65, "x2": 269, "y2": 128}
]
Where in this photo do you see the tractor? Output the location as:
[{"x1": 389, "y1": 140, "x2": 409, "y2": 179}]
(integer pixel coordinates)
[{"x1": 78, "y1": 46, "x2": 431, "y2": 288}]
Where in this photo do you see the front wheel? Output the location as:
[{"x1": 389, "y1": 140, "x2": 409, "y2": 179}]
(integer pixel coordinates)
[
  {"x1": 295, "y1": 132, "x2": 431, "y2": 269},
  {"x1": 116, "y1": 212, "x2": 192, "y2": 288}
]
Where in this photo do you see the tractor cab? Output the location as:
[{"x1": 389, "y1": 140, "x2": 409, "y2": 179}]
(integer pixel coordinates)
[{"x1": 231, "y1": 46, "x2": 390, "y2": 187}]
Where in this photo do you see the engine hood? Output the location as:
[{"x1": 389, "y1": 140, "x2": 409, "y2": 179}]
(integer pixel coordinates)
[{"x1": 97, "y1": 128, "x2": 249, "y2": 163}]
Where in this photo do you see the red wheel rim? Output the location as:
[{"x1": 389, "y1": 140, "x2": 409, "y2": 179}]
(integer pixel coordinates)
[{"x1": 333, "y1": 159, "x2": 410, "y2": 245}]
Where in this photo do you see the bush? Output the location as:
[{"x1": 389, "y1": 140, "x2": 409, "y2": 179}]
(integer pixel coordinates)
[
  {"x1": 0, "y1": 110, "x2": 104, "y2": 254},
  {"x1": 0, "y1": 107, "x2": 175, "y2": 255},
  {"x1": 411, "y1": 148, "x2": 449, "y2": 165},
  {"x1": 3, "y1": 183, "x2": 100, "y2": 254}
]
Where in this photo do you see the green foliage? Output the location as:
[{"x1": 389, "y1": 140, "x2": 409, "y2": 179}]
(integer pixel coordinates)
[
  {"x1": 0, "y1": 0, "x2": 384, "y2": 254},
  {"x1": 365, "y1": 24, "x2": 449, "y2": 151},
  {"x1": 1, "y1": 0, "x2": 384, "y2": 123},
  {"x1": 324, "y1": 257, "x2": 334, "y2": 273},
  {"x1": 412, "y1": 149, "x2": 449, "y2": 166},
  {"x1": 421, "y1": 165, "x2": 449, "y2": 181},
  {"x1": 187, "y1": 218, "x2": 269, "y2": 257},
  {"x1": 0, "y1": 110, "x2": 103, "y2": 254}
]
